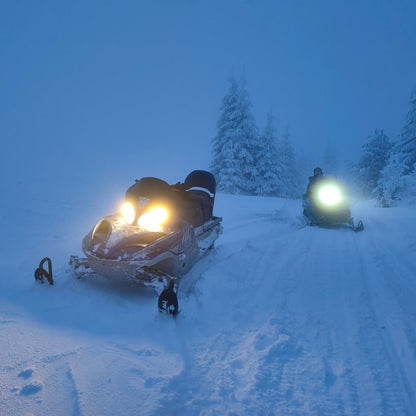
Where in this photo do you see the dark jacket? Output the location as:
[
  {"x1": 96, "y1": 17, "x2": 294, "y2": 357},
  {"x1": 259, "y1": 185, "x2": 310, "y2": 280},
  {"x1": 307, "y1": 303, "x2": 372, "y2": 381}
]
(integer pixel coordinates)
[{"x1": 306, "y1": 173, "x2": 323, "y2": 197}]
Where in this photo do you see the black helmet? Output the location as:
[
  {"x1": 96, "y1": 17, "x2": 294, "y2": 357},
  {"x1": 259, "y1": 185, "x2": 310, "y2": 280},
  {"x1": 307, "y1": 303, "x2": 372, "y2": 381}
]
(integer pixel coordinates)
[{"x1": 313, "y1": 167, "x2": 323, "y2": 176}]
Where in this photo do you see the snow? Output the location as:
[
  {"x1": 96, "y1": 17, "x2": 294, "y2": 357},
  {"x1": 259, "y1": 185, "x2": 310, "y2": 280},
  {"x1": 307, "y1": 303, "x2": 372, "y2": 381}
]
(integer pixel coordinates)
[{"x1": 1, "y1": 181, "x2": 416, "y2": 415}]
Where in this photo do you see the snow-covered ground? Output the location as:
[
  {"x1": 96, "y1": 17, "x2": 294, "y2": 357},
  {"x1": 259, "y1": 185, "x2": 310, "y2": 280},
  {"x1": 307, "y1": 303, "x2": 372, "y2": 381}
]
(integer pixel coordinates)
[{"x1": 1, "y1": 180, "x2": 416, "y2": 416}]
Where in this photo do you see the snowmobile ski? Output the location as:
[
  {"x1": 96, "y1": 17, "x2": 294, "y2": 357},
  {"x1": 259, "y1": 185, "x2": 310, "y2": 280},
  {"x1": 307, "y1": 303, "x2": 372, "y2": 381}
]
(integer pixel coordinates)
[
  {"x1": 34, "y1": 257, "x2": 54, "y2": 285},
  {"x1": 158, "y1": 277, "x2": 179, "y2": 316},
  {"x1": 352, "y1": 219, "x2": 364, "y2": 232}
]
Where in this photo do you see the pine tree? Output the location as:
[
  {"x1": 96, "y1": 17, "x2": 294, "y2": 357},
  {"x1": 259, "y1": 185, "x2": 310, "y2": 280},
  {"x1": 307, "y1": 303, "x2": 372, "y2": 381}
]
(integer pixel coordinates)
[
  {"x1": 211, "y1": 76, "x2": 243, "y2": 193},
  {"x1": 235, "y1": 78, "x2": 260, "y2": 194},
  {"x1": 373, "y1": 154, "x2": 407, "y2": 207},
  {"x1": 355, "y1": 129, "x2": 392, "y2": 197},
  {"x1": 278, "y1": 127, "x2": 300, "y2": 198},
  {"x1": 255, "y1": 111, "x2": 281, "y2": 196},
  {"x1": 396, "y1": 87, "x2": 416, "y2": 173},
  {"x1": 403, "y1": 163, "x2": 416, "y2": 200},
  {"x1": 211, "y1": 76, "x2": 259, "y2": 194}
]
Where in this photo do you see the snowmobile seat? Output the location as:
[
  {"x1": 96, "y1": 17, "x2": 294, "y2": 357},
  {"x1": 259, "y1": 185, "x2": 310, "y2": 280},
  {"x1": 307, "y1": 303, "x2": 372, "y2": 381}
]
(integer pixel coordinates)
[
  {"x1": 184, "y1": 170, "x2": 216, "y2": 218},
  {"x1": 186, "y1": 190, "x2": 211, "y2": 222},
  {"x1": 180, "y1": 198, "x2": 204, "y2": 226},
  {"x1": 184, "y1": 170, "x2": 216, "y2": 194}
]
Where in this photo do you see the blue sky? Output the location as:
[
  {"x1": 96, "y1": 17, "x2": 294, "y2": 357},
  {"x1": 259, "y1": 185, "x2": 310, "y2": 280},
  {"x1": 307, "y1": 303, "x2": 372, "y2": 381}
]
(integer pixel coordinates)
[{"x1": 2, "y1": 0, "x2": 416, "y2": 190}]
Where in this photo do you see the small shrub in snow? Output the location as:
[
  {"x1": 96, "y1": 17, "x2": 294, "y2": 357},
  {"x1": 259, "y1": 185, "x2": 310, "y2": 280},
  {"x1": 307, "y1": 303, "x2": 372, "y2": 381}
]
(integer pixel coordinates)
[
  {"x1": 373, "y1": 154, "x2": 406, "y2": 207},
  {"x1": 355, "y1": 129, "x2": 392, "y2": 197}
]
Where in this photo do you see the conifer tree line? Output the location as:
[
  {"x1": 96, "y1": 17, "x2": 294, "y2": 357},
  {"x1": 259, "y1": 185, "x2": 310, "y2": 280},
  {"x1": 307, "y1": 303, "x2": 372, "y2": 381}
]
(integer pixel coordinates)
[
  {"x1": 212, "y1": 76, "x2": 416, "y2": 206},
  {"x1": 354, "y1": 85, "x2": 416, "y2": 206},
  {"x1": 211, "y1": 75, "x2": 301, "y2": 198}
]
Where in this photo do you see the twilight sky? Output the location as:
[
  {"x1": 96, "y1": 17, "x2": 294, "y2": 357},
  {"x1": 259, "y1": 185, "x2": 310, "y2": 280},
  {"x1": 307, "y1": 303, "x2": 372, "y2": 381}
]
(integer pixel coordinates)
[{"x1": 2, "y1": 0, "x2": 416, "y2": 191}]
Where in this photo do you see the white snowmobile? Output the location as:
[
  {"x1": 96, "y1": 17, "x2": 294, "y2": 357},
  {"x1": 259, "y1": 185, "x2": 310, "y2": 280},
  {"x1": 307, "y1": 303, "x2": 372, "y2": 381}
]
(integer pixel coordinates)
[{"x1": 69, "y1": 170, "x2": 222, "y2": 315}]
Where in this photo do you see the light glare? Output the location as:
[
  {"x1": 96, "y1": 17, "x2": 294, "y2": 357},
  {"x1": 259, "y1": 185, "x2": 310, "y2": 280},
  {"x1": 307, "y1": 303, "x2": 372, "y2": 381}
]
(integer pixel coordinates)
[
  {"x1": 121, "y1": 202, "x2": 136, "y2": 224},
  {"x1": 318, "y1": 185, "x2": 342, "y2": 205},
  {"x1": 138, "y1": 207, "x2": 168, "y2": 231}
]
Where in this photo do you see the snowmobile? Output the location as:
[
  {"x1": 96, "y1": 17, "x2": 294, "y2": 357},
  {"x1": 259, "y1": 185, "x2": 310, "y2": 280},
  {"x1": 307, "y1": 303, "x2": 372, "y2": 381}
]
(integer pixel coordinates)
[
  {"x1": 69, "y1": 170, "x2": 223, "y2": 315},
  {"x1": 302, "y1": 176, "x2": 364, "y2": 232}
]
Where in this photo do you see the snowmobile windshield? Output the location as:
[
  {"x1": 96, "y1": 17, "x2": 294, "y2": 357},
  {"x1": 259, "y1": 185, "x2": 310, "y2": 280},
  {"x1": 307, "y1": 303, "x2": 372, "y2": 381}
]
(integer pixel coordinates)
[
  {"x1": 122, "y1": 178, "x2": 181, "y2": 229},
  {"x1": 125, "y1": 177, "x2": 176, "y2": 202}
]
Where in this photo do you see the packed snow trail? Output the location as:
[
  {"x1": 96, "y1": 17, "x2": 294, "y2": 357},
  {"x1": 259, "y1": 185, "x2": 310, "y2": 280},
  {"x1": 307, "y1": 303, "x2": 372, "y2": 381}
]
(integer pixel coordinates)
[
  {"x1": 1, "y1": 191, "x2": 416, "y2": 416},
  {"x1": 157, "y1": 198, "x2": 416, "y2": 416}
]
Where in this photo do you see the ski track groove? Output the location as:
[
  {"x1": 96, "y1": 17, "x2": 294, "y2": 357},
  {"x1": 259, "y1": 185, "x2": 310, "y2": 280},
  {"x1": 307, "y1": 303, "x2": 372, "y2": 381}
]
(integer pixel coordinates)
[
  {"x1": 66, "y1": 366, "x2": 84, "y2": 416},
  {"x1": 172, "y1": 221, "x2": 373, "y2": 415},
  {"x1": 246, "y1": 227, "x2": 312, "y2": 415},
  {"x1": 366, "y1": 218, "x2": 416, "y2": 294},
  {"x1": 228, "y1": 225, "x2": 343, "y2": 414},
  {"x1": 151, "y1": 220, "x2": 306, "y2": 415},
  {"x1": 317, "y1": 233, "x2": 361, "y2": 416},
  {"x1": 290, "y1": 228, "x2": 361, "y2": 416},
  {"x1": 352, "y1": 232, "x2": 414, "y2": 416},
  {"x1": 354, "y1": 223, "x2": 416, "y2": 415},
  {"x1": 367, "y1": 229, "x2": 416, "y2": 367},
  {"x1": 242, "y1": 220, "x2": 415, "y2": 416}
]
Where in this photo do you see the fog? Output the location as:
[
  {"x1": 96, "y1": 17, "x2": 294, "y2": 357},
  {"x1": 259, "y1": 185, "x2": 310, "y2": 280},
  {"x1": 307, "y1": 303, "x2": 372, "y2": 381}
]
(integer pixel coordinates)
[{"x1": 2, "y1": 0, "x2": 416, "y2": 192}]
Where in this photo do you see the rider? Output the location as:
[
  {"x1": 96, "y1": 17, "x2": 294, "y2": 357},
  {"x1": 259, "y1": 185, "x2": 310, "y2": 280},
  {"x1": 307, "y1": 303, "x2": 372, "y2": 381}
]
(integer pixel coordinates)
[{"x1": 306, "y1": 167, "x2": 323, "y2": 197}]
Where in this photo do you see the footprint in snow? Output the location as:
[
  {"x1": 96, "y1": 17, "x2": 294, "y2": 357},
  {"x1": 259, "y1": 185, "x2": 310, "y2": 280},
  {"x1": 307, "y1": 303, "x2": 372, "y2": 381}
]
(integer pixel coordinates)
[
  {"x1": 19, "y1": 380, "x2": 43, "y2": 396},
  {"x1": 18, "y1": 368, "x2": 35, "y2": 379}
]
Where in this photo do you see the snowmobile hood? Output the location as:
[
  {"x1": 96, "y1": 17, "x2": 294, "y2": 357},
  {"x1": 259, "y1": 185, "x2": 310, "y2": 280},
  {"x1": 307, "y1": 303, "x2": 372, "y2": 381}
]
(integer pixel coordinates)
[{"x1": 82, "y1": 214, "x2": 183, "y2": 261}]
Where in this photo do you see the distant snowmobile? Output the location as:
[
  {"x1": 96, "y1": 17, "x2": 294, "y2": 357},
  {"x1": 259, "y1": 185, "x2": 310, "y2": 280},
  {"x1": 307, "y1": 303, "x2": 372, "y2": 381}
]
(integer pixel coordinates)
[
  {"x1": 302, "y1": 174, "x2": 363, "y2": 232},
  {"x1": 70, "y1": 170, "x2": 223, "y2": 315}
]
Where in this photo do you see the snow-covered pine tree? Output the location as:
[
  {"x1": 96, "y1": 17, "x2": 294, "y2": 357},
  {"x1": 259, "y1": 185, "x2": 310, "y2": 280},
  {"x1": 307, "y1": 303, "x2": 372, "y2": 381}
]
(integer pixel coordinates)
[
  {"x1": 396, "y1": 87, "x2": 416, "y2": 173},
  {"x1": 278, "y1": 127, "x2": 300, "y2": 198},
  {"x1": 403, "y1": 162, "x2": 416, "y2": 202},
  {"x1": 373, "y1": 153, "x2": 407, "y2": 207},
  {"x1": 255, "y1": 111, "x2": 281, "y2": 196},
  {"x1": 355, "y1": 129, "x2": 392, "y2": 197},
  {"x1": 235, "y1": 78, "x2": 260, "y2": 194},
  {"x1": 211, "y1": 76, "x2": 259, "y2": 194},
  {"x1": 211, "y1": 76, "x2": 243, "y2": 193}
]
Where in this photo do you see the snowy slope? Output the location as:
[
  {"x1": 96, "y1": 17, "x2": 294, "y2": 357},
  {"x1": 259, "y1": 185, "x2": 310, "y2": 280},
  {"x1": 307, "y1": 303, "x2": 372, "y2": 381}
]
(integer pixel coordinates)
[{"x1": 1, "y1": 185, "x2": 416, "y2": 416}]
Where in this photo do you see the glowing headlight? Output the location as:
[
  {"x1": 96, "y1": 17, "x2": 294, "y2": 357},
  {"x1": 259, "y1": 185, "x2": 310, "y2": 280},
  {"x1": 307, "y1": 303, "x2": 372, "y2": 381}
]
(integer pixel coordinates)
[
  {"x1": 121, "y1": 202, "x2": 136, "y2": 224},
  {"x1": 318, "y1": 185, "x2": 342, "y2": 206},
  {"x1": 138, "y1": 207, "x2": 168, "y2": 231}
]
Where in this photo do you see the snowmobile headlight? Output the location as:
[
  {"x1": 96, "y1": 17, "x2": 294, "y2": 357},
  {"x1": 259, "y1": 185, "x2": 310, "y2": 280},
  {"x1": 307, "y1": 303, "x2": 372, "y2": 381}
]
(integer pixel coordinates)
[
  {"x1": 318, "y1": 185, "x2": 342, "y2": 206},
  {"x1": 121, "y1": 202, "x2": 136, "y2": 225},
  {"x1": 138, "y1": 207, "x2": 168, "y2": 231}
]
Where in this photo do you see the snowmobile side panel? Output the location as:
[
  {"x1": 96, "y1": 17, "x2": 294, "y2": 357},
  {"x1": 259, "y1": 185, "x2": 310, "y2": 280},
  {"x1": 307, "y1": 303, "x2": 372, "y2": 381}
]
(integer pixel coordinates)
[{"x1": 81, "y1": 216, "x2": 222, "y2": 291}]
